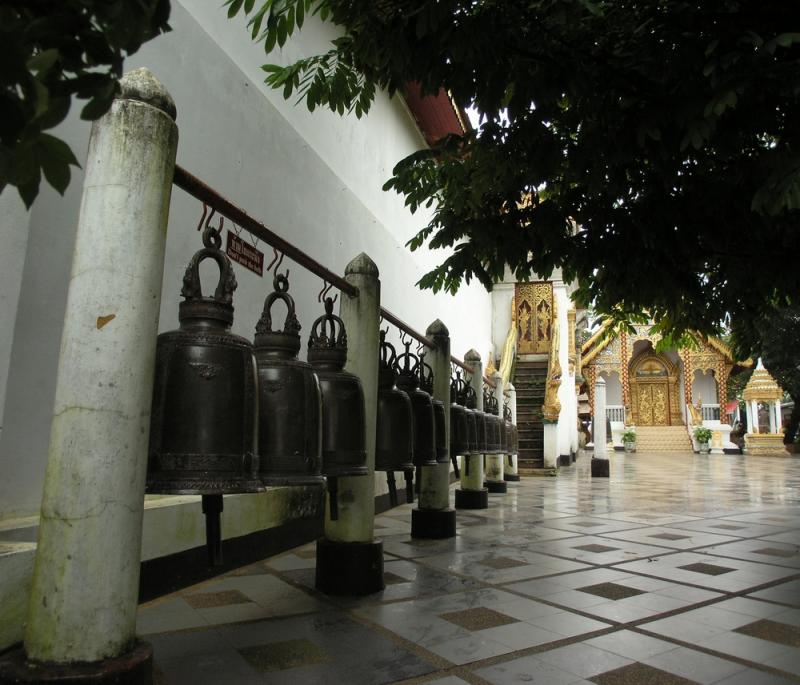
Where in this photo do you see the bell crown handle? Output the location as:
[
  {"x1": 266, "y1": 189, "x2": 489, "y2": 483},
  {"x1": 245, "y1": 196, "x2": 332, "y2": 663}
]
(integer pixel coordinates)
[
  {"x1": 379, "y1": 329, "x2": 398, "y2": 369},
  {"x1": 256, "y1": 272, "x2": 301, "y2": 335},
  {"x1": 181, "y1": 247, "x2": 237, "y2": 305},
  {"x1": 309, "y1": 296, "x2": 347, "y2": 350}
]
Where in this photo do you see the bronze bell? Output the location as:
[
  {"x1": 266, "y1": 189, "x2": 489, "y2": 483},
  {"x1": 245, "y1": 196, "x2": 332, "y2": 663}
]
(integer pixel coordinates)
[
  {"x1": 375, "y1": 330, "x2": 414, "y2": 505},
  {"x1": 308, "y1": 297, "x2": 368, "y2": 520},
  {"x1": 461, "y1": 384, "x2": 479, "y2": 457},
  {"x1": 147, "y1": 227, "x2": 262, "y2": 566},
  {"x1": 395, "y1": 341, "x2": 438, "y2": 469},
  {"x1": 484, "y1": 390, "x2": 501, "y2": 455},
  {"x1": 254, "y1": 272, "x2": 324, "y2": 487},
  {"x1": 420, "y1": 353, "x2": 449, "y2": 465},
  {"x1": 500, "y1": 402, "x2": 509, "y2": 454},
  {"x1": 449, "y1": 373, "x2": 469, "y2": 477}
]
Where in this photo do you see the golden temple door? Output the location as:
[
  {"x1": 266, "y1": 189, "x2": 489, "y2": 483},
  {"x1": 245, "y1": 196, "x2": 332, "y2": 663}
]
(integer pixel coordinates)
[
  {"x1": 636, "y1": 383, "x2": 670, "y2": 426},
  {"x1": 515, "y1": 283, "x2": 553, "y2": 354}
]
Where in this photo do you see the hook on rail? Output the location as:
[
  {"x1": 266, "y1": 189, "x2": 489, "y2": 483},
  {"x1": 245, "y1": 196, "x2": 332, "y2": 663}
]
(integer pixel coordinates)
[
  {"x1": 266, "y1": 248, "x2": 289, "y2": 280},
  {"x1": 317, "y1": 280, "x2": 337, "y2": 305},
  {"x1": 197, "y1": 204, "x2": 224, "y2": 250}
]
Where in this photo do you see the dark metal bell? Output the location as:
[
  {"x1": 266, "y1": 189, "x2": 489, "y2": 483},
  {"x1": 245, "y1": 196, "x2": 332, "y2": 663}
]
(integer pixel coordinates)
[
  {"x1": 503, "y1": 404, "x2": 513, "y2": 455},
  {"x1": 420, "y1": 354, "x2": 448, "y2": 465},
  {"x1": 484, "y1": 390, "x2": 501, "y2": 455},
  {"x1": 396, "y1": 341, "x2": 437, "y2": 468},
  {"x1": 375, "y1": 330, "x2": 414, "y2": 505},
  {"x1": 308, "y1": 297, "x2": 367, "y2": 519},
  {"x1": 254, "y1": 272, "x2": 324, "y2": 487},
  {"x1": 449, "y1": 373, "x2": 469, "y2": 477},
  {"x1": 147, "y1": 230, "x2": 262, "y2": 566}
]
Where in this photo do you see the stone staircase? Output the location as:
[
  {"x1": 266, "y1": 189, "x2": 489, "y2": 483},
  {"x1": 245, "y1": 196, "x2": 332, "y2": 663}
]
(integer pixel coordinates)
[
  {"x1": 514, "y1": 361, "x2": 548, "y2": 470},
  {"x1": 634, "y1": 425, "x2": 693, "y2": 453}
]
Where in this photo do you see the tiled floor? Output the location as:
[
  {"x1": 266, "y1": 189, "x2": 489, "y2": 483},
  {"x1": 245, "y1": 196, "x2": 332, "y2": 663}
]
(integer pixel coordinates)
[{"x1": 139, "y1": 451, "x2": 800, "y2": 684}]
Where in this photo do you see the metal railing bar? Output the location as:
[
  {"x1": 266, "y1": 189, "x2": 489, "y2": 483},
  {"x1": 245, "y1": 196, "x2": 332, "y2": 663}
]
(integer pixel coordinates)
[
  {"x1": 379, "y1": 307, "x2": 435, "y2": 349},
  {"x1": 173, "y1": 165, "x2": 358, "y2": 297}
]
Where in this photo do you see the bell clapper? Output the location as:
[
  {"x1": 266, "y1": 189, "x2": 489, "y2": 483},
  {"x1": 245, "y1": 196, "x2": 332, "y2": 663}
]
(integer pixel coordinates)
[
  {"x1": 404, "y1": 469, "x2": 414, "y2": 503},
  {"x1": 328, "y1": 476, "x2": 339, "y2": 521},
  {"x1": 451, "y1": 454, "x2": 460, "y2": 479},
  {"x1": 386, "y1": 472, "x2": 398, "y2": 507},
  {"x1": 201, "y1": 494, "x2": 224, "y2": 567}
]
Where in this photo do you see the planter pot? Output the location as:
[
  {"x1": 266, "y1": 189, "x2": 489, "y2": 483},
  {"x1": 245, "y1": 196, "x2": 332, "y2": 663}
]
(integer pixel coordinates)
[
  {"x1": 698, "y1": 441, "x2": 710, "y2": 454},
  {"x1": 623, "y1": 441, "x2": 636, "y2": 454}
]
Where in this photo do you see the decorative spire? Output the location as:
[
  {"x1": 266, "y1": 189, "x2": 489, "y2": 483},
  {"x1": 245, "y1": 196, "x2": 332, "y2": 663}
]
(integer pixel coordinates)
[{"x1": 742, "y1": 359, "x2": 784, "y2": 401}]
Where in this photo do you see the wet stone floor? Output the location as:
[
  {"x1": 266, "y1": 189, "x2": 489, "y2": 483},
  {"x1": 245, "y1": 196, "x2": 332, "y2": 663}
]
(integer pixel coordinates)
[{"x1": 139, "y1": 451, "x2": 800, "y2": 684}]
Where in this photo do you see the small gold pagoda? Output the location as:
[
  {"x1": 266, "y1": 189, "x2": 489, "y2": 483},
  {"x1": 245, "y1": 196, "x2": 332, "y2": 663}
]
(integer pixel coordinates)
[{"x1": 743, "y1": 359, "x2": 788, "y2": 456}]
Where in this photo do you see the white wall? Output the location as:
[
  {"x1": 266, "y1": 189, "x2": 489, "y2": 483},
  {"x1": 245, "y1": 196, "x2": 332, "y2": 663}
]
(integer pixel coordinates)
[
  {"x1": 600, "y1": 371, "x2": 623, "y2": 406},
  {"x1": 0, "y1": 1, "x2": 491, "y2": 519},
  {"x1": 692, "y1": 370, "x2": 718, "y2": 404}
]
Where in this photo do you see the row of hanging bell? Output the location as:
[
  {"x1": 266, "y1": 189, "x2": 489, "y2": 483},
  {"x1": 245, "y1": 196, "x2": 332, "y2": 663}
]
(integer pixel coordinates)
[{"x1": 146, "y1": 227, "x2": 366, "y2": 565}]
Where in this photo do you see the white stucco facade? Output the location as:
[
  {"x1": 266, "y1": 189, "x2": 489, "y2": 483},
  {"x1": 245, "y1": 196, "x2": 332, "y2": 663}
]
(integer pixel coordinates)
[{"x1": 0, "y1": 1, "x2": 493, "y2": 522}]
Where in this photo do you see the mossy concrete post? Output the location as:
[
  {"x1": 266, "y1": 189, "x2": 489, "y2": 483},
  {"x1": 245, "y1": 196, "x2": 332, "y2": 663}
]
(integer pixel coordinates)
[
  {"x1": 7, "y1": 69, "x2": 178, "y2": 679},
  {"x1": 591, "y1": 376, "x2": 610, "y2": 477},
  {"x1": 485, "y1": 372, "x2": 507, "y2": 493},
  {"x1": 411, "y1": 321, "x2": 456, "y2": 538},
  {"x1": 455, "y1": 350, "x2": 488, "y2": 509},
  {"x1": 504, "y1": 383, "x2": 520, "y2": 481},
  {"x1": 315, "y1": 253, "x2": 384, "y2": 595}
]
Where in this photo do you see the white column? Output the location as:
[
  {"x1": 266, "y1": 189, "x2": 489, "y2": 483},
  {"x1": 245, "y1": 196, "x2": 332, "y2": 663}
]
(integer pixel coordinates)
[
  {"x1": 593, "y1": 376, "x2": 608, "y2": 459},
  {"x1": 506, "y1": 383, "x2": 518, "y2": 477},
  {"x1": 418, "y1": 320, "x2": 451, "y2": 511},
  {"x1": 745, "y1": 401, "x2": 753, "y2": 433},
  {"x1": 751, "y1": 400, "x2": 760, "y2": 433},
  {"x1": 772, "y1": 400, "x2": 782, "y2": 434},
  {"x1": 24, "y1": 69, "x2": 178, "y2": 663},
  {"x1": 325, "y1": 254, "x2": 380, "y2": 542},
  {"x1": 485, "y1": 371, "x2": 505, "y2": 482},
  {"x1": 462, "y1": 350, "x2": 485, "y2": 490}
]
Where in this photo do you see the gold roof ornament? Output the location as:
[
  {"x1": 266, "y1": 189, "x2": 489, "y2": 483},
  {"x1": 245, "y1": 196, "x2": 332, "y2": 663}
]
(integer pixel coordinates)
[{"x1": 742, "y1": 358, "x2": 784, "y2": 401}]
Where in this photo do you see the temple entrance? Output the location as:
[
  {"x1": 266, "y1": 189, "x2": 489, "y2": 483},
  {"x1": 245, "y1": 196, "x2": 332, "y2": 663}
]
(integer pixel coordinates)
[
  {"x1": 629, "y1": 352, "x2": 682, "y2": 426},
  {"x1": 636, "y1": 382, "x2": 670, "y2": 425},
  {"x1": 515, "y1": 282, "x2": 553, "y2": 354}
]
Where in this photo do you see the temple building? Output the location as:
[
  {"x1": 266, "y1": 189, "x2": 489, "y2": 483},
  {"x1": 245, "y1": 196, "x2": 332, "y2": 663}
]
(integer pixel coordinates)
[{"x1": 578, "y1": 322, "x2": 747, "y2": 453}]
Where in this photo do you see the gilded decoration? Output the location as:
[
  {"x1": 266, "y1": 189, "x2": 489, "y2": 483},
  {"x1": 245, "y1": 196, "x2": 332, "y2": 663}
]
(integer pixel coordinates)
[
  {"x1": 742, "y1": 362, "x2": 784, "y2": 402},
  {"x1": 542, "y1": 297, "x2": 561, "y2": 421},
  {"x1": 567, "y1": 309, "x2": 576, "y2": 375},
  {"x1": 629, "y1": 352, "x2": 681, "y2": 426},
  {"x1": 515, "y1": 282, "x2": 553, "y2": 354}
]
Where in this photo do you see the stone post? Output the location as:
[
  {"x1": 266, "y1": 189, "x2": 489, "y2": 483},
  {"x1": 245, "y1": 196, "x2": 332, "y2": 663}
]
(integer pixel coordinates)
[
  {"x1": 772, "y1": 400, "x2": 782, "y2": 434},
  {"x1": 316, "y1": 254, "x2": 384, "y2": 595},
  {"x1": 455, "y1": 350, "x2": 488, "y2": 509},
  {"x1": 411, "y1": 321, "x2": 456, "y2": 538},
  {"x1": 591, "y1": 376, "x2": 609, "y2": 477},
  {"x1": 1, "y1": 69, "x2": 178, "y2": 681},
  {"x1": 485, "y1": 371, "x2": 507, "y2": 493},
  {"x1": 504, "y1": 383, "x2": 520, "y2": 481}
]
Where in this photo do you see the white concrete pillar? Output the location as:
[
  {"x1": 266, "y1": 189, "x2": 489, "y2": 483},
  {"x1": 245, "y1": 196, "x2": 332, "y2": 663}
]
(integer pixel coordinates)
[
  {"x1": 325, "y1": 253, "x2": 380, "y2": 543},
  {"x1": 462, "y1": 350, "x2": 485, "y2": 491},
  {"x1": 419, "y1": 320, "x2": 451, "y2": 511},
  {"x1": 485, "y1": 371, "x2": 505, "y2": 483},
  {"x1": 411, "y1": 321, "x2": 456, "y2": 537},
  {"x1": 593, "y1": 377, "x2": 608, "y2": 459},
  {"x1": 745, "y1": 401, "x2": 754, "y2": 434},
  {"x1": 506, "y1": 383, "x2": 518, "y2": 478},
  {"x1": 751, "y1": 400, "x2": 760, "y2": 433},
  {"x1": 24, "y1": 69, "x2": 178, "y2": 664}
]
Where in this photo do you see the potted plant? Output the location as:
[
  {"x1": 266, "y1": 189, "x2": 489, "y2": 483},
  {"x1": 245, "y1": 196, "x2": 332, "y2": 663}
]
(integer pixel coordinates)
[
  {"x1": 621, "y1": 429, "x2": 636, "y2": 453},
  {"x1": 694, "y1": 426, "x2": 713, "y2": 454}
]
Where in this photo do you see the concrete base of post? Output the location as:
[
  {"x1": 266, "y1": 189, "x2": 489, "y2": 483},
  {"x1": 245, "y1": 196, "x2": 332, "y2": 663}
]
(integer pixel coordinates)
[
  {"x1": 0, "y1": 642, "x2": 153, "y2": 684},
  {"x1": 591, "y1": 459, "x2": 610, "y2": 478},
  {"x1": 315, "y1": 538, "x2": 384, "y2": 596},
  {"x1": 484, "y1": 480, "x2": 508, "y2": 493},
  {"x1": 411, "y1": 508, "x2": 457, "y2": 539},
  {"x1": 455, "y1": 488, "x2": 489, "y2": 509},
  {"x1": 504, "y1": 473, "x2": 521, "y2": 482}
]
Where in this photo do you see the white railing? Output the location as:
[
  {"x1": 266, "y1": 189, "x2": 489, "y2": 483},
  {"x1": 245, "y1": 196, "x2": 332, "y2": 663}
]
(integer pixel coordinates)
[
  {"x1": 702, "y1": 404, "x2": 720, "y2": 421},
  {"x1": 606, "y1": 405, "x2": 625, "y2": 423}
]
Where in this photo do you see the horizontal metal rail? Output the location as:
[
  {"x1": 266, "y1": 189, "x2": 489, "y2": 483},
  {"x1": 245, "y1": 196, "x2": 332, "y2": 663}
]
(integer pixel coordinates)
[
  {"x1": 379, "y1": 307, "x2": 435, "y2": 349},
  {"x1": 174, "y1": 166, "x2": 502, "y2": 390},
  {"x1": 173, "y1": 165, "x2": 358, "y2": 297}
]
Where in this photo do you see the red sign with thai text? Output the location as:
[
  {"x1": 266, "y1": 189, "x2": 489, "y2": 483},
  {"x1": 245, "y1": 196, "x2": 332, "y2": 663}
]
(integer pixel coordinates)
[{"x1": 226, "y1": 232, "x2": 264, "y2": 277}]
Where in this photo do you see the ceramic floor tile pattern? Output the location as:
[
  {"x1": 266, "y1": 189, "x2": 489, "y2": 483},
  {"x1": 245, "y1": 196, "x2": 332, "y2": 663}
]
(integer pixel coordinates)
[{"x1": 139, "y1": 451, "x2": 800, "y2": 684}]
